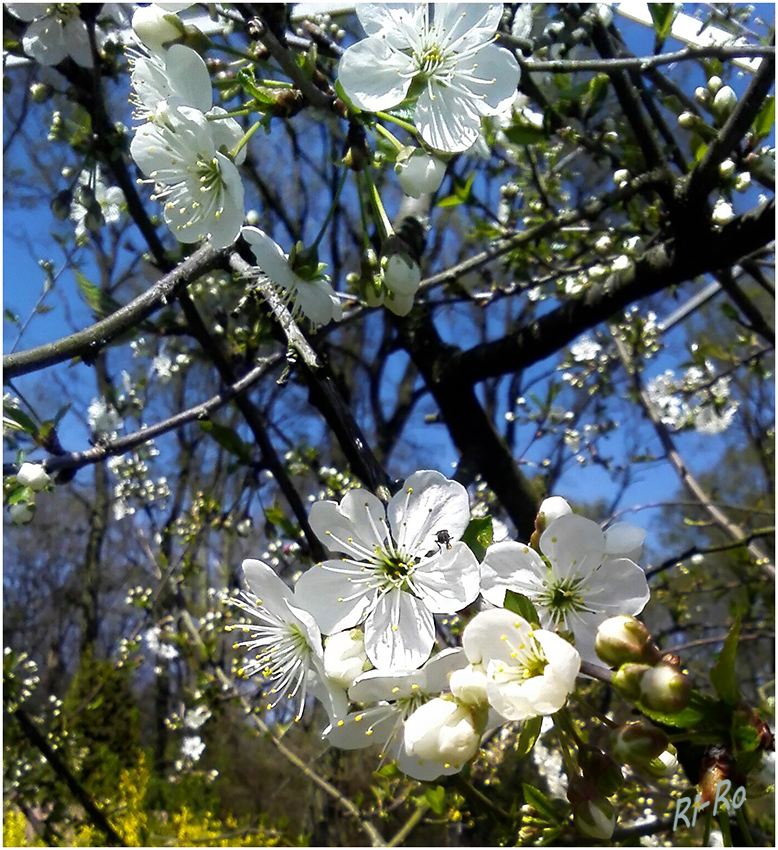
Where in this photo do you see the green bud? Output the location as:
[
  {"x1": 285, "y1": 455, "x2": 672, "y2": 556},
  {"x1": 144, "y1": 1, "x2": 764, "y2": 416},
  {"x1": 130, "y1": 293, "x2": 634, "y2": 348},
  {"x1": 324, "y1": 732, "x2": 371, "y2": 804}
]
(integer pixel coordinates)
[
  {"x1": 595, "y1": 615, "x2": 661, "y2": 667},
  {"x1": 639, "y1": 662, "x2": 692, "y2": 714},
  {"x1": 51, "y1": 190, "x2": 73, "y2": 221},
  {"x1": 579, "y1": 746, "x2": 624, "y2": 796},
  {"x1": 612, "y1": 662, "x2": 652, "y2": 701},
  {"x1": 612, "y1": 721, "x2": 669, "y2": 765}
]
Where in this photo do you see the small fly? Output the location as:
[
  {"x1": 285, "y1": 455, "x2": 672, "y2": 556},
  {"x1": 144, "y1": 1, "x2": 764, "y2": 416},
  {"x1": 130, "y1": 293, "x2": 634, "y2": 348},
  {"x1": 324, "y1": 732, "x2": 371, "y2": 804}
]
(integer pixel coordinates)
[{"x1": 435, "y1": 529, "x2": 452, "y2": 550}]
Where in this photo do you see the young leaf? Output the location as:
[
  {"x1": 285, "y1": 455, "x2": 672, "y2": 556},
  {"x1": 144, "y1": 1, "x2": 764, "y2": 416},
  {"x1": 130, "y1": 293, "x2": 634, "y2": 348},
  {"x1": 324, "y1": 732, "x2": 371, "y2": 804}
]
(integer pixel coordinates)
[
  {"x1": 649, "y1": 3, "x2": 677, "y2": 44},
  {"x1": 199, "y1": 421, "x2": 251, "y2": 464},
  {"x1": 710, "y1": 616, "x2": 742, "y2": 707},
  {"x1": 504, "y1": 590, "x2": 541, "y2": 627},
  {"x1": 461, "y1": 516, "x2": 493, "y2": 560},
  {"x1": 752, "y1": 94, "x2": 775, "y2": 140},
  {"x1": 522, "y1": 782, "x2": 559, "y2": 823},
  {"x1": 516, "y1": 715, "x2": 543, "y2": 758},
  {"x1": 425, "y1": 785, "x2": 446, "y2": 815}
]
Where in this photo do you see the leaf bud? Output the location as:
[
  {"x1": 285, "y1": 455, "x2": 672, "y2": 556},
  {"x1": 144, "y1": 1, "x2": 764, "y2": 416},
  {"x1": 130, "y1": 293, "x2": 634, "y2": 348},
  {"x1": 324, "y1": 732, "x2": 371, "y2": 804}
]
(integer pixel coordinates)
[
  {"x1": 595, "y1": 615, "x2": 661, "y2": 667},
  {"x1": 639, "y1": 662, "x2": 692, "y2": 714}
]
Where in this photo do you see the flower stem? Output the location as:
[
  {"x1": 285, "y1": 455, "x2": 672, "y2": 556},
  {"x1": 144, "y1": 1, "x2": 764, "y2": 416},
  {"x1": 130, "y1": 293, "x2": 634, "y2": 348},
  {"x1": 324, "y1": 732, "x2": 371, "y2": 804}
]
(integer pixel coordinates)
[
  {"x1": 717, "y1": 808, "x2": 733, "y2": 846},
  {"x1": 311, "y1": 169, "x2": 349, "y2": 250},
  {"x1": 735, "y1": 805, "x2": 753, "y2": 846},
  {"x1": 552, "y1": 715, "x2": 580, "y2": 776},
  {"x1": 229, "y1": 120, "x2": 263, "y2": 161},
  {"x1": 375, "y1": 111, "x2": 418, "y2": 136},
  {"x1": 373, "y1": 122, "x2": 406, "y2": 153},
  {"x1": 363, "y1": 168, "x2": 393, "y2": 241},
  {"x1": 206, "y1": 38, "x2": 255, "y2": 61}
]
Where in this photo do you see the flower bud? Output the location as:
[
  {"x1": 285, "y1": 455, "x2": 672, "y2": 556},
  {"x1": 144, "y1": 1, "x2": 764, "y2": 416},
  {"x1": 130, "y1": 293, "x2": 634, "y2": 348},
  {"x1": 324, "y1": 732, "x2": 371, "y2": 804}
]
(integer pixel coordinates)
[
  {"x1": 613, "y1": 169, "x2": 629, "y2": 187},
  {"x1": 734, "y1": 172, "x2": 751, "y2": 192},
  {"x1": 324, "y1": 629, "x2": 369, "y2": 689},
  {"x1": 707, "y1": 75, "x2": 723, "y2": 95},
  {"x1": 579, "y1": 746, "x2": 624, "y2": 796},
  {"x1": 694, "y1": 86, "x2": 710, "y2": 106},
  {"x1": 677, "y1": 111, "x2": 697, "y2": 129},
  {"x1": 404, "y1": 697, "x2": 482, "y2": 770},
  {"x1": 132, "y1": 5, "x2": 185, "y2": 53},
  {"x1": 29, "y1": 82, "x2": 52, "y2": 104},
  {"x1": 595, "y1": 616, "x2": 661, "y2": 667},
  {"x1": 9, "y1": 503, "x2": 34, "y2": 525},
  {"x1": 612, "y1": 662, "x2": 652, "y2": 701},
  {"x1": 639, "y1": 662, "x2": 692, "y2": 714},
  {"x1": 449, "y1": 663, "x2": 489, "y2": 707},
  {"x1": 381, "y1": 252, "x2": 421, "y2": 298},
  {"x1": 719, "y1": 159, "x2": 736, "y2": 179},
  {"x1": 84, "y1": 200, "x2": 105, "y2": 232},
  {"x1": 567, "y1": 778, "x2": 615, "y2": 841},
  {"x1": 383, "y1": 289, "x2": 415, "y2": 317},
  {"x1": 538, "y1": 496, "x2": 572, "y2": 526},
  {"x1": 612, "y1": 721, "x2": 669, "y2": 764},
  {"x1": 16, "y1": 463, "x2": 50, "y2": 492},
  {"x1": 712, "y1": 86, "x2": 737, "y2": 120},
  {"x1": 395, "y1": 148, "x2": 447, "y2": 198},
  {"x1": 645, "y1": 745, "x2": 679, "y2": 777},
  {"x1": 51, "y1": 190, "x2": 73, "y2": 221},
  {"x1": 711, "y1": 199, "x2": 735, "y2": 226}
]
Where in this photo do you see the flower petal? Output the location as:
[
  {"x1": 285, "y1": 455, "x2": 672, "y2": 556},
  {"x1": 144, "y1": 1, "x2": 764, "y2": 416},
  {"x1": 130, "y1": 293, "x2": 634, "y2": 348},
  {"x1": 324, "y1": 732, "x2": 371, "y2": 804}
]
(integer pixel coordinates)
[
  {"x1": 540, "y1": 514, "x2": 605, "y2": 579},
  {"x1": 23, "y1": 15, "x2": 67, "y2": 66},
  {"x1": 6, "y1": 4, "x2": 50, "y2": 22},
  {"x1": 480, "y1": 540, "x2": 546, "y2": 607},
  {"x1": 325, "y1": 704, "x2": 398, "y2": 749},
  {"x1": 414, "y1": 84, "x2": 482, "y2": 153},
  {"x1": 364, "y1": 589, "x2": 435, "y2": 669},
  {"x1": 350, "y1": 668, "x2": 425, "y2": 704},
  {"x1": 293, "y1": 278, "x2": 340, "y2": 326},
  {"x1": 421, "y1": 647, "x2": 468, "y2": 692},
  {"x1": 294, "y1": 562, "x2": 376, "y2": 634},
  {"x1": 433, "y1": 3, "x2": 503, "y2": 53},
  {"x1": 201, "y1": 153, "x2": 244, "y2": 248},
  {"x1": 338, "y1": 37, "x2": 415, "y2": 112},
  {"x1": 388, "y1": 470, "x2": 471, "y2": 556},
  {"x1": 241, "y1": 558, "x2": 293, "y2": 610},
  {"x1": 453, "y1": 43, "x2": 520, "y2": 115},
  {"x1": 584, "y1": 558, "x2": 650, "y2": 617},
  {"x1": 166, "y1": 44, "x2": 213, "y2": 113},
  {"x1": 310, "y1": 488, "x2": 389, "y2": 558},
  {"x1": 463, "y1": 608, "x2": 532, "y2": 665},
  {"x1": 356, "y1": 2, "x2": 420, "y2": 46},
  {"x1": 604, "y1": 522, "x2": 646, "y2": 562},
  {"x1": 412, "y1": 542, "x2": 480, "y2": 613},
  {"x1": 241, "y1": 227, "x2": 298, "y2": 291},
  {"x1": 63, "y1": 17, "x2": 93, "y2": 68}
]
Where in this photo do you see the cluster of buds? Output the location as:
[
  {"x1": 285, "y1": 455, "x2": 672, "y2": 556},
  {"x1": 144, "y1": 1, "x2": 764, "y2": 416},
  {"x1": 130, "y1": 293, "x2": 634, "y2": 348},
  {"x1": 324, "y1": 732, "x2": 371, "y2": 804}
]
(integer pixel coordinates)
[{"x1": 595, "y1": 615, "x2": 692, "y2": 714}]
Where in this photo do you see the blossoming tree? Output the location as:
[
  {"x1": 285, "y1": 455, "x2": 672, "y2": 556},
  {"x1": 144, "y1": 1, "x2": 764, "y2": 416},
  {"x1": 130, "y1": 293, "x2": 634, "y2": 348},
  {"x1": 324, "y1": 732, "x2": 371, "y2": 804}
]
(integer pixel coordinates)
[{"x1": 3, "y1": 3, "x2": 775, "y2": 847}]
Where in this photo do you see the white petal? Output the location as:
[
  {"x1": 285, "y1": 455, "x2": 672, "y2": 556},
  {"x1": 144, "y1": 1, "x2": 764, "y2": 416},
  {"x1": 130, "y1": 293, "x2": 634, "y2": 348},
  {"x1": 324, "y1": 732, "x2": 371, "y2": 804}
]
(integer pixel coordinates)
[
  {"x1": 356, "y1": 3, "x2": 419, "y2": 43},
  {"x1": 480, "y1": 540, "x2": 546, "y2": 607},
  {"x1": 534, "y1": 630, "x2": 581, "y2": 691},
  {"x1": 326, "y1": 704, "x2": 398, "y2": 749},
  {"x1": 364, "y1": 590, "x2": 435, "y2": 669},
  {"x1": 294, "y1": 278, "x2": 340, "y2": 326},
  {"x1": 412, "y1": 543, "x2": 480, "y2": 613},
  {"x1": 584, "y1": 558, "x2": 650, "y2": 617},
  {"x1": 166, "y1": 44, "x2": 212, "y2": 113},
  {"x1": 7, "y1": 4, "x2": 50, "y2": 22},
  {"x1": 383, "y1": 289, "x2": 416, "y2": 316},
  {"x1": 338, "y1": 38, "x2": 415, "y2": 112},
  {"x1": 433, "y1": 3, "x2": 503, "y2": 53},
  {"x1": 207, "y1": 107, "x2": 246, "y2": 164},
  {"x1": 541, "y1": 514, "x2": 605, "y2": 579},
  {"x1": 241, "y1": 227, "x2": 297, "y2": 291},
  {"x1": 241, "y1": 558, "x2": 293, "y2": 611},
  {"x1": 63, "y1": 17, "x2": 93, "y2": 68},
  {"x1": 414, "y1": 84, "x2": 482, "y2": 153},
  {"x1": 201, "y1": 154, "x2": 244, "y2": 248},
  {"x1": 308, "y1": 661, "x2": 349, "y2": 725},
  {"x1": 285, "y1": 600, "x2": 324, "y2": 660},
  {"x1": 388, "y1": 470, "x2": 471, "y2": 556},
  {"x1": 396, "y1": 745, "x2": 463, "y2": 780},
  {"x1": 603, "y1": 522, "x2": 646, "y2": 562},
  {"x1": 23, "y1": 16, "x2": 67, "y2": 66},
  {"x1": 294, "y1": 562, "x2": 376, "y2": 634},
  {"x1": 309, "y1": 500, "x2": 378, "y2": 561},
  {"x1": 421, "y1": 647, "x2": 468, "y2": 693},
  {"x1": 453, "y1": 43, "x2": 520, "y2": 115},
  {"x1": 463, "y1": 608, "x2": 532, "y2": 665},
  {"x1": 350, "y1": 668, "x2": 425, "y2": 704}
]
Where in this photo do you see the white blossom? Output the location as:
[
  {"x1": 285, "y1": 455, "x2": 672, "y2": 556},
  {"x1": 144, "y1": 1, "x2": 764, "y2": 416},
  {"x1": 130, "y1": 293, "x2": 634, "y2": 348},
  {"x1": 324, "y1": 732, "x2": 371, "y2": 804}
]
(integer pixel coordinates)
[
  {"x1": 324, "y1": 629, "x2": 370, "y2": 689},
  {"x1": 395, "y1": 148, "x2": 447, "y2": 197},
  {"x1": 131, "y1": 105, "x2": 245, "y2": 248},
  {"x1": 129, "y1": 44, "x2": 212, "y2": 122},
  {"x1": 570, "y1": 336, "x2": 601, "y2": 363},
  {"x1": 181, "y1": 735, "x2": 205, "y2": 762},
  {"x1": 7, "y1": 4, "x2": 92, "y2": 67},
  {"x1": 16, "y1": 463, "x2": 50, "y2": 492},
  {"x1": 338, "y1": 3, "x2": 520, "y2": 152},
  {"x1": 88, "y1": 397, "x2": 124, "y2": 439},
  {"x1": 9, "y1": 503, "x2": 34, "y2": 525},
  {"x1": 403, "y1": 697, "x2": 482, "y2": 777},
  {"x1": 480, "y1": 514, "x2": 650, "y2": 663},
  {"x1": 241, "y1": 227, "x2": 342, "y2": 326},
  {"x1": 295, "y1": 470, "x2": 481, "y2": 670},
  {"x1": 463, "y1": 609, "x2": 580, "y2": 721},
  {"x1": 132, "y1": 3, "x2": 188, "y2": 54}
]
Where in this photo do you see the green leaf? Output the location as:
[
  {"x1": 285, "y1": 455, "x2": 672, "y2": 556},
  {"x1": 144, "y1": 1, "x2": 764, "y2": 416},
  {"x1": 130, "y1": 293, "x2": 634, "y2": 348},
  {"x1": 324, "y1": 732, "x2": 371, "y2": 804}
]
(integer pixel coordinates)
[
  {"x1": 437, "y1": 194, "x2": 464, "y2": 208},
  {"x1": 522, "y1": 783, "x2": 558, "y2": 823},
  {"x1": 752, "y1": 94, "x2": 775, "y2": 140},
  {"x1": 199, "y1": 420, "x2": 251, "y2": 464},
  {"x1": 7, "y1": 484, "x2": 34, "y2": 505},
  {"x1": 503, "y1": 123, "x2": 547, "y2": 146},
  {"x1": 425, "y1": 785, "x2": 446, "y2": 815},
  {"x1": 53, "y1": 404, "x2": 71, "y2": 427},
  {"x1": 75, "y1": 271, "x2": 120, "y2": 317},
  {"x1": 503, "y1": 590, "x2": 541, "y2": 626},
  {"x1": 3, "y1": 404, "x2": 37, "y2": 435},
  {"x1": 720, "y1": 302, "x2": 739, "y2": 322},
  {"x1": 461, "y1": 516, "x2": 493, "y2": 560},
  {"x1": 4, "y1": 308, "x2": 19, "y2": 326},
  {"x1": 516, "y1": 715, "x2": 543, "y2": 758},
  {"x1": 710, "y1": 617, "x2": 742, "y2": 707},
  {"x1": 375, "y1": 762, "x2": 399, "y2": 779},
  {"x1": 638, "y1": 691, "x2": 728, "y2": 730},
  {"x1": 649, "y1": 3, "x2": 677, "y2": 42}
]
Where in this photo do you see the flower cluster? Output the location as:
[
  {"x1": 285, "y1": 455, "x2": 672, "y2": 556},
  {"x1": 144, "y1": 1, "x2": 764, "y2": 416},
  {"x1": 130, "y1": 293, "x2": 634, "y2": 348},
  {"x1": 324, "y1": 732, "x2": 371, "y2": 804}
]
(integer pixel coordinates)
[
  {"x1": 230, "y1": 473, "x2": 650, "y2": 780},
  {"x1": 647, "y1": 363, "x2": 739, "y2": 435},
  {"x1": 128, "y1": 17, "x2": 246, "y2": 249}
]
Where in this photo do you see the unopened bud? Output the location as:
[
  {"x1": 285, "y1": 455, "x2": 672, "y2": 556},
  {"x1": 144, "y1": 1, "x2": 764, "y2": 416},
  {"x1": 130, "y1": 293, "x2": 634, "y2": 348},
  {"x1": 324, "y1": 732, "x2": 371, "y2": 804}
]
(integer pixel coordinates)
[
  {"x1": 645, "y1": 745, "x2": 679, "y2": 777},
  {"x1": 734, "y1": 172, "x2": 751, "y2": 192},
  {"x1": 612, "y1": 721, "x2": 669, "y2": 764},
  {"x1": 712, "y1": 86, "x2": 737, "y2": 120},
  {"x1": 639, "y1": 662, "x2": 692, "y2": 714},
  {"x1": 395, "y1": 148, "x2": 447, "y2": 198},
  {"x1": 404, "y1": 697, "x2": 482, "y2": 770},
  {"x1": 719, "y1": 159, "x2": 736, "y2": 179},
  {"x1": 9, "y1": 502, "x2": 35, "y2": 525},
  {"x1": 567, "y1": 778, "x2": 615, "y2": 841},
  {"x1": 612, "y1": 662, "x2": 652, "y2": 701},
  {"x1": 678, "y1": 111, "x2": 697, "y2": 129},
  {"x1": 30, "y1": 82, "x2": 52, "y2": 103},
  {"x1": 324, "y1": 629, "x2": 369, "y2": 689},
  {"x1": 595, "y1": 616, "x2": 661, "y2": 667},
  {"x1": 579, "y1": 746, "x2": 624, "y2": 796},
  {"x1": 613, "y1": 169, "x2": 629, "y2": 187},
  {"x1": 16, "y1": 463, "x2": 50, "y2": 492},
  {"x1": 694, "y1": 86, "x2": 710, "y2": 107},
  {"x1": 707, "y1": 75, "x2": 723, "y2": 95},
  {"x1": 711, "y1": 199, "x2": 735, "y2": 226},
  {"x1": 132, "y1": 5, "x2": 185, "y2": 53},
  {"x1": 381, "y1": 248, "x2": 421, "y2": 298},
  {"x1": 51, "y1": 190, "x2": 73, "y2": 221},
  {"x1": 449, "y1": 663, "x2": 489, "y2": 707}
]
